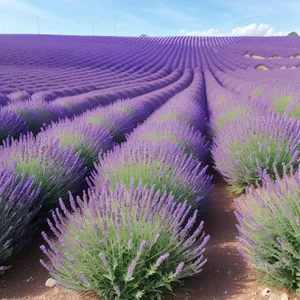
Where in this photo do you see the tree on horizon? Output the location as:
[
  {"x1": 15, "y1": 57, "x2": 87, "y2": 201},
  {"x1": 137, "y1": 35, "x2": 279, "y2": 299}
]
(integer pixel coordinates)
[{"x1": 287, "y1": 31, "x2": 299, "y2": 36}]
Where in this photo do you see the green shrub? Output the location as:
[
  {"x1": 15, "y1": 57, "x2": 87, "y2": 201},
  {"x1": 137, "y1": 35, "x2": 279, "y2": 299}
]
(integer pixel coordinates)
[
  {"x1": 236, "y1": 170, "x2": 300, "y2": 294},
  {"x1": 41, "y1": 182, "x2": 210, "y2": 299}
]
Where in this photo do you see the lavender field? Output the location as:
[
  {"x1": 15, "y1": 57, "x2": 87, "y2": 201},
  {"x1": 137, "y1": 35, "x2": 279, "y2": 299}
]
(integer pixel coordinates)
[{"x1": 0, "y1": 34, "x2": 299, "y2": 300}]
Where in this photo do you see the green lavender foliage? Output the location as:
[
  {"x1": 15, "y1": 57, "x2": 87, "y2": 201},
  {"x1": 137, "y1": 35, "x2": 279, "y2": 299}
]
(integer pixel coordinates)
[
  {"x1": 41, "y1": 182, "x2": 209, "y2": 299},
  {"x1": 212, "y1": 113, "x2": 300, "y2": 195},
  {"x1": 236, "y1": 170, "x2": 300, "y2": 294}
]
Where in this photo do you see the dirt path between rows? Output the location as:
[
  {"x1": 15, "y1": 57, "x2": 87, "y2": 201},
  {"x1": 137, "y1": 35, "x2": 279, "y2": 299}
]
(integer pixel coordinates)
[{"x1": 0, "y1": 178, "x2": 296, "y2": 300}]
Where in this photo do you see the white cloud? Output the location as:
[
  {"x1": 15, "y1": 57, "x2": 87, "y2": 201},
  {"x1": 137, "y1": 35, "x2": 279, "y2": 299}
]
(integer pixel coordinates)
[
  {"x1": 180, "y1": 29, "x2": 221, "y2": 36},
  {"x1": 181, "y1": 23, "x2": 287, "y2": 37},
  {"x1": 231, "y1": 23, "x2": 286, "y2": 36}
]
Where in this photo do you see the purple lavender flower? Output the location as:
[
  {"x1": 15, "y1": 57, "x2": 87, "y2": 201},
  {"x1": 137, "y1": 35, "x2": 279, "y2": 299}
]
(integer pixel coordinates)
[
  {"x1": 0, "y1": 167, "x2": 41, "y2": 270},
  {"x1": 126, "y1": 259, "x2": 137, "y2": 279},
  {"x1": 128, "y1": 233, "x2": 133, "y2": 249},
  {"x1": 114, "y1": 285, "x2": 121, "y2": 297},
  {"x1": 175, "y1": 262, "x2": 185, "y2": 277},
  {"x1": 99, "y1": 253, "x2": 108, "y2": 266},
  {"x1": 150, "y1": 234, "x2": 160, "y2": 247},
  {"x1": 137, "y1": 240, "x2": 147, "y2": 258},
  {"x1": 79, "y1": 273, "x2": 89, "y2": 285},
  {"x1": 154, "y1": 252, "x2": 169, "y2": 267}
]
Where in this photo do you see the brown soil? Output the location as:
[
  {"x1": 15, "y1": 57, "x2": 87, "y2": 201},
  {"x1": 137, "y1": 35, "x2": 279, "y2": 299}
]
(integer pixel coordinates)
[{"x1": 0, "y1": 179, "x2": 297, "y2": 300}]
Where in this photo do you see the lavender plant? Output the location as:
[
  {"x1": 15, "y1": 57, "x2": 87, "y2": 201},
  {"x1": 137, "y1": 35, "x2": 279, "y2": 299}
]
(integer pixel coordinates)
[
  {"x1": 212, "y1": 112, "x2": 300, "y2": 194},
  {"x1": 0, "y1": 93, "x2": 10, "y2": 106},
  {"x1": 40, "y1": 181, "x2": 210, "y2": 299},
  {"x1": 8, "y1": 100, "x2": 66, "y2": 133},
  {"x1": 236, "y1": 168, "x2": 300, "y2": 294},
  {"x1": 0, "y1": 134, "x2": 86, "y2": 210},
  {"x1": 154, "y1": 100, "x2": 207, "y2": 133},
  {"x1": 215, "y1": 106, "x2": 248, "y2": 130},
  {"x1": 0, "y1": 109, "x2": 28, "y2": 142},
  {"x1": 85, "y1": 106, "x2": 135, "y2": 143},
  {"x1": 290, "y1": 105, "x2": 300, "y2": 119},
  {"x1": 39, "y1": 119, "x2": 113, "y2": 170},
  {"x1": 7, "y1": 90, "x2": 31, "y2": 102},
  {"x1": 130, "y1": 122, "x2": 210, "y2": 161},
  {"x1": 0, "y1": 167, "x2": 41, "y2": 272},
  {"x1": 272, "y1": 94, "x2": 293, "y2": 114},
  {"x1": 89, "y1": 140, "x2": 212, "y2": 208}
]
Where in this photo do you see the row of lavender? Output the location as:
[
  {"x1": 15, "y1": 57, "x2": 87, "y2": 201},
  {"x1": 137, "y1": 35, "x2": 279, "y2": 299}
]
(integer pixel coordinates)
[
  {"x1": 0, "y1": 67, "x2": 179, "y2": 142},
  {"x1": 205, "y1": 53, "x2": 300, "y2": 294},
  {"x1": 1, "y1": 35, "x2": 299, "y2": 127},
  {"x1": 39, "y1": 68, "x2": 213, "y2": 299},
  {"x1": 0, "y1": 68, "x2": 193, "y2": 272},
  {"x1": 2, "y1": 35, "x2": 299, "y2": 101},
  {"x1": 0, "y1": 35, "x2": 208, "y2": 96},
  {"x1": 201, "y1": 41, "x2": 300, "y2": 119},
  {"x1": 1, "y1": 34, "x2": 300, "y2": 86}
]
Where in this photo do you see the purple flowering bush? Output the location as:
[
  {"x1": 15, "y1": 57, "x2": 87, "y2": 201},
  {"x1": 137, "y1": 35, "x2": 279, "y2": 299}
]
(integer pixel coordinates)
[
  {"x1": 214, "y1": 105, "x2": 249, "y2": 131},
  {"x1": 131, "y1": 122, "x2": 210, "y2": 160},
  {"x1": 213, "y1": 112, "x2": 300, "y2": 194},
  {"x1": 0, "y1": 108, "x2": 28, "y2": 142},
  {"x1": 236, "y1": 169, "x2": 300, "y2": 294},
  {"x1": 0, "y1": 167, "x2": 41, "y2": 272},
  {"x1": 0, "y1": 93, "x2": 10, "y2": 107},
  {"x1": 41, "y1": 181, "x2": 210, "y2": 299},
  {"x1": 8, "y1": 99, "x2": 66, "y2": 133},
  {"x1": 7, "y1": 90, "x2": 31, "y2": 102},
  {"x1": 39, "y1": 119, "x2": 113, "y2": 170},
  {"x1": 154, "y1": 98, "x2": 207, "y2": 133},
  {"x1": 0, "y1": 134, "x2": 86, "y2": 210},
  {"x1": 89, "y1": 141, "x2": 212, "y2": 208},
  {"x1": 85, "y1": 105, "x2": 135, "y2": 143}
]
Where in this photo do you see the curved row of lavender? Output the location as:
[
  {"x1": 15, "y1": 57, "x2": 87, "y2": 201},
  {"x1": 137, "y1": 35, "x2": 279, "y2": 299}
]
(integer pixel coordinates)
[
  {"x1": 0, "y1": 68, "x2": 181, "y2": 142},
  {"x1": 0, "y1": 35, "x2": 207, "y2": 96},
  {"x1": 40, "y1": 68, "x2": 213, "y2": 299},
  {"x1": 0, "y1": 67, "x2": 193, "y2": 272},
  {"x1": 203, "y1": 37, "x2": 300, "y2": 193},
  {"x1": 203, "y1": 37, "x2": 300, "y2": 294},
  {"x1": 4, "y1": 34, "x2": 299, "y2": 102}
]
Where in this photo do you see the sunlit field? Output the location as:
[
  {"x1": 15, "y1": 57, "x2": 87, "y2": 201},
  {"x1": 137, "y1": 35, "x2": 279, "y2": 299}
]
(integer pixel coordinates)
[{"x1": 0, "y1": 34, "x2": 299, "y2": 300}]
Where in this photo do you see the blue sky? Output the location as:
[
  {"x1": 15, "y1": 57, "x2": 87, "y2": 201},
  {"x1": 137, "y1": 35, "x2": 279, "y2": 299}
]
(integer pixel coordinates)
[{"x1": 0, "y1": 0, "x2": 298, "y2": 36}]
